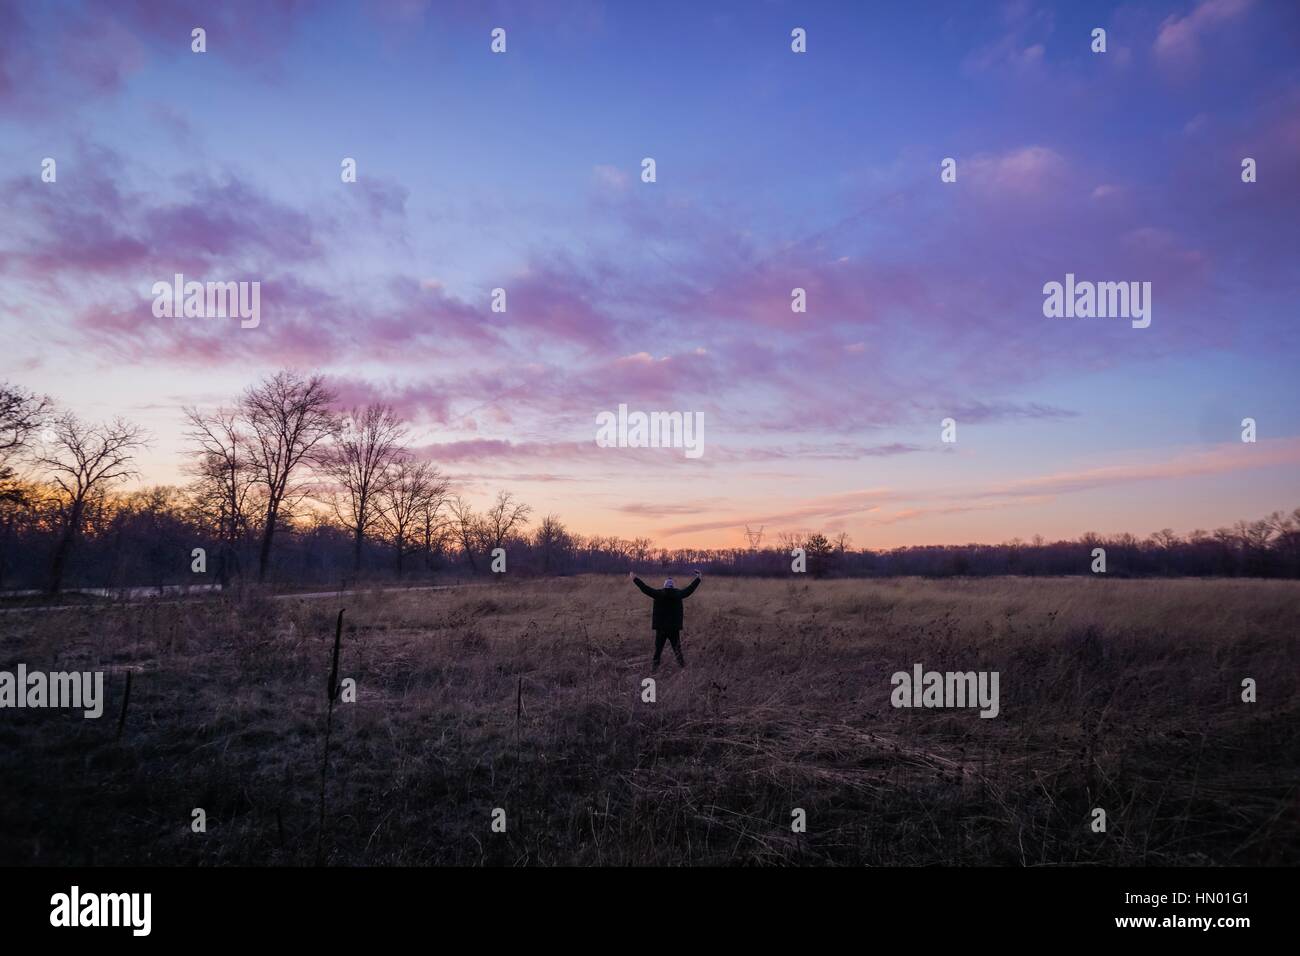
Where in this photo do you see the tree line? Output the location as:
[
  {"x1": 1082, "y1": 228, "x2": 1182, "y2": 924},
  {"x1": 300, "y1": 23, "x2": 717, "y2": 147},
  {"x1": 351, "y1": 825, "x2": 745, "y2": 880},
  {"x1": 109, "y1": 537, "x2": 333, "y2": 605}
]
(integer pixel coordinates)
[
  {"x1": 1, "y1": 374, "x2": 1298, "y2": 592},
  {"x1": 0, "y1": 371, "x2": 534, "y2": 592}
]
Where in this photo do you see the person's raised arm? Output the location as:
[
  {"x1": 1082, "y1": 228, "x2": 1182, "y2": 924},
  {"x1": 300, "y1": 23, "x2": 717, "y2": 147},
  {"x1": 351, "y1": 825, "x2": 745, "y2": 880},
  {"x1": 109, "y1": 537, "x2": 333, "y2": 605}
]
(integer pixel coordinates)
[
  {"x1": 679, "y1": 570, "x2": 702, "y2": 598},
  {"x1": 629, "y1": 572, "x2": 658, "y2": 598}
]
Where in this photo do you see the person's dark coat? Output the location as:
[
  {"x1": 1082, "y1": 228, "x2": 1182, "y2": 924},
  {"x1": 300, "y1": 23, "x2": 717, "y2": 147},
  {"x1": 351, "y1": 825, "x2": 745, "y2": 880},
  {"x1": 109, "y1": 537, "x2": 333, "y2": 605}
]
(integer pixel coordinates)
[{"x1": 633, "y1": 576, "x2": 700, "y2": 631}]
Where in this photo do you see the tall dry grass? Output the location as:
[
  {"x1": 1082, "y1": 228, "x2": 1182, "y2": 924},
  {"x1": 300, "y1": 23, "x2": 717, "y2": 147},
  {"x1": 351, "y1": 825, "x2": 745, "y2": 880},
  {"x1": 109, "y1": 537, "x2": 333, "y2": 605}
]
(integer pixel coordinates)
[{"x1": 0, "y1": 575, "x2": 1295, "y2": 865}]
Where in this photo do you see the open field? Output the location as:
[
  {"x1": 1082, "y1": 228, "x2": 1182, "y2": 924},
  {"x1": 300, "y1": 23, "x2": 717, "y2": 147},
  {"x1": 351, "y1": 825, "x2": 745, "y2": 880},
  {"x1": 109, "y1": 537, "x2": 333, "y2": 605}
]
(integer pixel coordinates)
[{"x1": 1, "y1": 575, "x2": 1296, "y2": 866}]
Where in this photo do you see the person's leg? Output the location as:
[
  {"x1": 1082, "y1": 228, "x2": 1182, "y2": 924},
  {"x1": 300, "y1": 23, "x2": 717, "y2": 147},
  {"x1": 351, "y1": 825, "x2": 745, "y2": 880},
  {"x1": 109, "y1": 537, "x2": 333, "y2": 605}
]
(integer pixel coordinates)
[
  {"x1": 653, "y1": 631, "x2": 667, "y2": 669},
  {"x1": 668, "y1": 631, "x2": 685, "y2": 666}
]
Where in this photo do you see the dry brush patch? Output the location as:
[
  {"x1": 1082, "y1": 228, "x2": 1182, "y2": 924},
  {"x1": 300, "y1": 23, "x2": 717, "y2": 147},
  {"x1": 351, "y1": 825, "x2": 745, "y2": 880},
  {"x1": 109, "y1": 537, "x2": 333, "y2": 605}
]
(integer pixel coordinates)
[{"x1": 0, "y1": 576, "x2": 1296, "y2": 865}]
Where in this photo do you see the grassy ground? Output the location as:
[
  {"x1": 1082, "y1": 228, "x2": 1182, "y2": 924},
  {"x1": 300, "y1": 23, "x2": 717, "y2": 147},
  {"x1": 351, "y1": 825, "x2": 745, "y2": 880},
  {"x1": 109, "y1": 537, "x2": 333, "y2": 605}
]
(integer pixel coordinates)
[{"x1": 1, "y1": 575, "x2": 1296, "y2": 865}]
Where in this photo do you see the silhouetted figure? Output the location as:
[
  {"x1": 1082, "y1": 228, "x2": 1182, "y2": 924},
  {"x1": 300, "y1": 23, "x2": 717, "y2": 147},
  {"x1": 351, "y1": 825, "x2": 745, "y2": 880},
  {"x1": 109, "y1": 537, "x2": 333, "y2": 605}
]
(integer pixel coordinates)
[{"x1": 629, "y1": 570, "x2": 701, "y2": 670}]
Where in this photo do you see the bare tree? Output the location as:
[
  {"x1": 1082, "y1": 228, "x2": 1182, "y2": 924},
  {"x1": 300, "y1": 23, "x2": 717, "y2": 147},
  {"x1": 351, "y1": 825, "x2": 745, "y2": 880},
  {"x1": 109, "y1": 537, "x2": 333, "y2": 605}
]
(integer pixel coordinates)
[
  {"x1": 376, "y1": 459, "x2": 449, "y2": 577},
  {"x1": 1149, "y1": 528, "x2": 1180, "y2": 573},
  {"x1": 35, "y1": 412, "x2": 148, "y2": 593},
  {"x1": 240, "y1": 371, "x2": 337, "y2": 582},
  {"x1": 534, "y1": 513, "x2": 572, "y2": 573},
  {"x1": 321, "y1": 404, "x2": 407, "y2": 573},
  {"x1": 447, "y1": 496, "x2": 483, "y2": 572},
  {"x1": 776, "y1": 531, "x2": 805, "y2": 554},
  {"x1": 482, "y1": 490, "x2": 532, "y2": 553},
  {"x1": 184, "y1": 406, "x2": 258, "y2": 586},
  {"x1": 0, "y1": 382, "x2": 50, "y2": 502},
  {"x1": 1151, "y1": 529, "x2": 1180, "y2": 550},
  {"x1": 420, "y1": 504, "x2": 453, "y2": 571},
  {"x1": 1270, "y1": 509, "x2": 1300, "y2": 569},
  {"x1": 0, "y1": 383, "x2": 51, "y2": 588}
]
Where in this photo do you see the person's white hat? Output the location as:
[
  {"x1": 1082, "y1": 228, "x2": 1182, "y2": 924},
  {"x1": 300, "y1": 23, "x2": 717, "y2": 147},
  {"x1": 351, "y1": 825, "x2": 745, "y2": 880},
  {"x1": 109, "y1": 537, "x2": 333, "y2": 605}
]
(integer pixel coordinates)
[{"x1": 663, "y1": 577, "x2": 675, "y2": 588}]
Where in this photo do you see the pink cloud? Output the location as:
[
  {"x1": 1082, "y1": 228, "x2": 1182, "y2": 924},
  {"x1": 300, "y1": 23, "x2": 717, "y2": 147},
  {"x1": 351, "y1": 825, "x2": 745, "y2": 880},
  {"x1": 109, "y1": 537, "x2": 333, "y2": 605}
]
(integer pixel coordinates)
[
  {"x1": 5, "y1": 117, "x2": 1292, "y2": 472},
  {"x1": 966, "y1": 146, "x2": 1068, "y2": 199},
  {"x1": 0, "y1": 1, "x2": 315, "y2": 116},
  {"x1": 1155, "y1": 0, "x2": 1254, "y2": 73},
  {"x1": 969, "y1": 438, "x2": 1300, "y2": 500}
]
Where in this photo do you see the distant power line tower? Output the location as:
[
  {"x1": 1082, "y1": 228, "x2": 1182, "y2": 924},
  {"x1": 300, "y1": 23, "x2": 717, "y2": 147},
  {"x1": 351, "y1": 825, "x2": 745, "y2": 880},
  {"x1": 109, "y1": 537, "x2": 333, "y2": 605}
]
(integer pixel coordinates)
[{"x1": 744, "y1": 525, "x2": 764, "y2": 550}]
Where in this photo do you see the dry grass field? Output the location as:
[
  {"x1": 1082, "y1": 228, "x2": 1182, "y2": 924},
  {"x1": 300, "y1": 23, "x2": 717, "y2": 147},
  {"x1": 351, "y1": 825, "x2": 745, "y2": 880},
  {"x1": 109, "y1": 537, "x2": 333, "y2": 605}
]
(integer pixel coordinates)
[{"x1": 1, "y1": 575, "x2": 1296, "y2": 866}]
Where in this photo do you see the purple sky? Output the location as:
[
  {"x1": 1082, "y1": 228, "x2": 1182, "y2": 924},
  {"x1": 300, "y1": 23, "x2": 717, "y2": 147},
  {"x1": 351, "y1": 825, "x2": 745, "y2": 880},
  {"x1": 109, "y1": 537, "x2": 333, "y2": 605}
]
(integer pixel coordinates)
[{"x1": 1, "y1": 0, "x2": 1297, "y2": 548}]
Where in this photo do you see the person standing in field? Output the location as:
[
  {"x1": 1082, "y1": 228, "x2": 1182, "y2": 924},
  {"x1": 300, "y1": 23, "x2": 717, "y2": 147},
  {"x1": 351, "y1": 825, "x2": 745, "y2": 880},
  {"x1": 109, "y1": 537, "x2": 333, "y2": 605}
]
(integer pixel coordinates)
[{"x1": 628, "y1": 569, "x2": 702, "y2": 670}]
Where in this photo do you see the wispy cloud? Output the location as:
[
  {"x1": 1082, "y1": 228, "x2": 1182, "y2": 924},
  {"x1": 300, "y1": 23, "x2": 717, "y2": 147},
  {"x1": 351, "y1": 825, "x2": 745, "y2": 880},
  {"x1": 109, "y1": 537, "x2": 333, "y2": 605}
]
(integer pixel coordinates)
[{"x1": 1155, "y1": 0, "x2": 1253, "y2": 74}]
